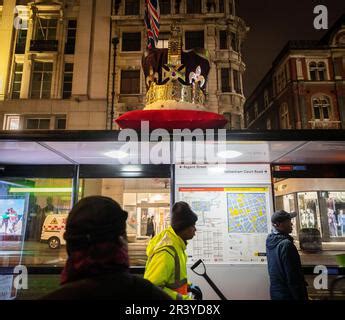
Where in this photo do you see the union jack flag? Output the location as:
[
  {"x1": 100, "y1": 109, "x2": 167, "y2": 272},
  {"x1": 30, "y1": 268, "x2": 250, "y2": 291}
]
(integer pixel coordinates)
[{"x1": 144, "y1": 0, "x2": 160, "y2": 49}]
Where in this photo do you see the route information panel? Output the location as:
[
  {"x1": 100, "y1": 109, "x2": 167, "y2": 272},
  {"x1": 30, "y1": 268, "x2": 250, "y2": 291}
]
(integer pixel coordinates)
[{"x1": 179, "y1": 187, "x2": 270, "y2": 264}]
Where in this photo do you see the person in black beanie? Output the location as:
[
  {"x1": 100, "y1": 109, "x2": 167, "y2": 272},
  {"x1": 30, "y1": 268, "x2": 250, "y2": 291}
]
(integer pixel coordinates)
[
  {"x1": 42, "y1": 196, "x2": 170, "y2": 300},
  {"x1": 144, "y1": 201, "x2": 202, "y2": 300}
]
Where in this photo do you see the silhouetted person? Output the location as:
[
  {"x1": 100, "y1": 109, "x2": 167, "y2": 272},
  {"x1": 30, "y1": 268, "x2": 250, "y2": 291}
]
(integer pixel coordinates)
[
  {"x1": 146, "y1": 216, "x2": 155, "y2": 237},
  {"x1": 266, "y1": 210, "x2": 308, "y2": 300},
  {"x1": 42, "y1": 196, "x2": 170, "y2": 300}
]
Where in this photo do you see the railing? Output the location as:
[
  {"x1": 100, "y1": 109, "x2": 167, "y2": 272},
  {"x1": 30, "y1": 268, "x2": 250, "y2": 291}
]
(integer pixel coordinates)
[{"x1": 30, "y1": 40, "x2": 58, "y2": 52}]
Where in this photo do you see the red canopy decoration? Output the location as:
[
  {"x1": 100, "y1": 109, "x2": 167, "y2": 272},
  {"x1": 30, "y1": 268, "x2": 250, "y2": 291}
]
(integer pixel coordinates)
[{"x1": 116, "y1": 109, "x2": 227, "y2": 130}]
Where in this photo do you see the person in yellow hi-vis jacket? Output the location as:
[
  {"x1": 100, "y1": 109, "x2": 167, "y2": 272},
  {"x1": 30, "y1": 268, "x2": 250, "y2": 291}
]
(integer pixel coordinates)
[{"x1": 144, "y1": 202, "x2": 202, "y2": 300}]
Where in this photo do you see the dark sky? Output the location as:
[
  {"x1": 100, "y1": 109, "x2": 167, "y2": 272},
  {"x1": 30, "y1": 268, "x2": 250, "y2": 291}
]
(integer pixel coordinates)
[{"x1": 237, "y1": 0, "x2": 345, "y2": 97}]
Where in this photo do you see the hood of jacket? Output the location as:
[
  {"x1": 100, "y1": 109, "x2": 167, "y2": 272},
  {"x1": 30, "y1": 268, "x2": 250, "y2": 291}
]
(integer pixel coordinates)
[
  {"x1": 266, "y1": 231, "x2": 293, "y2": 250},
  {"x1": 146, "y1": 226, "x2": 186, "y2": 258}
]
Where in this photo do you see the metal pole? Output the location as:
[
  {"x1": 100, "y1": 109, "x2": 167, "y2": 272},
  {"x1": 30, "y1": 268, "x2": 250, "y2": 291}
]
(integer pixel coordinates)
[{"x1": 71, "y1": 165, "x2": 80, "y2": 206}]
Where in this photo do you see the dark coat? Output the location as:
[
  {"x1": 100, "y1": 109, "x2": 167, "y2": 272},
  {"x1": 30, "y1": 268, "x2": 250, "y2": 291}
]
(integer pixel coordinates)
[
  {"x1": 42, "y1": 272, "x2": 171, "y2": 300},
  {"x1": 266, "y1": 232, "x2": 308, "y2": 300}
]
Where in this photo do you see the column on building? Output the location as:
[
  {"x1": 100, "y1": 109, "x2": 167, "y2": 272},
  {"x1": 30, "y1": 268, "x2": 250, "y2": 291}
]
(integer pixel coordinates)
[
  {"x1": 72, "y1": 0, "x2": 93, "y2": 99},
  {"x1": 89, "y1": 0, "x2": 111, "y2": 100},
  {"x1": 0, "y1": 0, "x2": 17, "y2": 100}
]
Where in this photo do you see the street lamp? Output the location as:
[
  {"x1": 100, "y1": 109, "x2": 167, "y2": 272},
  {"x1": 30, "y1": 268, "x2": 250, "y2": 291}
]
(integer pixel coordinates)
[{"x1": 110, "y1": 35, "x2": 119, "y2": 130}]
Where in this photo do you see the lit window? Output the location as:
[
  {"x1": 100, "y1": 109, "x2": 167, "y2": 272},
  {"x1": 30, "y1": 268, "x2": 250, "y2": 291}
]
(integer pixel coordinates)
[
  {"x1": 156, "y1": 32, "x2": 170, "y2": 49},
  {"x1": 4, "y1": 115, "x2": 20, "y2": 130}
]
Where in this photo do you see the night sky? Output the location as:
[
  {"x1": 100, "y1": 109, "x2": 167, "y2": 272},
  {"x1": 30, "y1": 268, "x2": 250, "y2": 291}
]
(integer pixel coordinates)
[{"x1": 237, "y1": 0, "x2": 345, "y2": 96}]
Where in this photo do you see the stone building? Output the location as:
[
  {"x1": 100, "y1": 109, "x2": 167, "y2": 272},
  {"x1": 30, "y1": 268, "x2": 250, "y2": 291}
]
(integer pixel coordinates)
[
  {"x1": 0, "y1": 0, "x2": 111, "y2": 130},
  {"x1": 244, "y1": 15, "x2": 345, "y2": 130},
  {"x1": 110, "y1": 0, "x2": 248, "y2": 129},
  {"x1": 0, "y1": 0, "x2": 248, "y2": 130}
]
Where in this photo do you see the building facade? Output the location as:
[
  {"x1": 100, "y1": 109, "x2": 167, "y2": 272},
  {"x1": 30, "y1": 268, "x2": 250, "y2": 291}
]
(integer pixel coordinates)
[
  {"x1": 110, "y1": 0, "x2": 248, "y2": 130},
  {"x1": 244, "y1": 15, "x2": 345, "y2": 130},
  {"x1": 0, "y1": 0, "x2": 111, "y2": 130},
  {"x1": 0, "y1": 0, "x2": 248, "y2": 131}
]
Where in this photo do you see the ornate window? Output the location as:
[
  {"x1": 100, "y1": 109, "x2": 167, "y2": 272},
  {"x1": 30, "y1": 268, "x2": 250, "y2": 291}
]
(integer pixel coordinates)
[
  {"x1": 309, "y1": 61, "x2": 327, "y2": 81},
  {"x1": 312, "y1": 95, "x2": 331, "y2": 120}
]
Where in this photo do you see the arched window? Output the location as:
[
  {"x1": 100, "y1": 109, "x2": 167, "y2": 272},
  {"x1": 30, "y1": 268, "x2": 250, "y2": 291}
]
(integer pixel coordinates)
[
  {"x1": 312, "y1": 95, "x2": 331, "y2": 120},
  {"x1": 309, "y1": 61, "x2": 327, "y2": 81},
  {"x1": 280, "y1": 103, "x2": 290, "y2": 129}
]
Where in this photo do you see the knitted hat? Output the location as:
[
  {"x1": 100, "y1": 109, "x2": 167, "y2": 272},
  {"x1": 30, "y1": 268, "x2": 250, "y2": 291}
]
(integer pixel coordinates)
[
  {"x1": 171, "y1": 201, "x2": 198, "y2": 232},
  {"x1": 64, "y1": 196, "x2": 128, "y2": 251},
  {"x1": 271, "y1": 210, "x2": 297, "y2": 224}
]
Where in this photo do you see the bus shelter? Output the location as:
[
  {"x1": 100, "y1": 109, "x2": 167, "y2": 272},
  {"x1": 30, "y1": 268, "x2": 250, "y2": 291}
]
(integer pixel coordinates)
[{"x1": 0, "y1": 129, "x2": 345, "y2": 300}]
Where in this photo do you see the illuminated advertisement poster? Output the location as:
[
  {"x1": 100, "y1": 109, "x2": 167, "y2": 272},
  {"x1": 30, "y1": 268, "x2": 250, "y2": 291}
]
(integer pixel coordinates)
[{"x1": 0, "y1": 196, "x2": 28, "y2": 300}]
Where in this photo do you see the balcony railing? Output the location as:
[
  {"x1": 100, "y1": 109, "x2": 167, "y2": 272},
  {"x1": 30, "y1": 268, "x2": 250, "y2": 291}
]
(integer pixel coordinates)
[
  {"x1": 30, "y1": 40, "x2": 58, "y2": 52},
  {"x1": 309, "y1": 120, "x2": 341, "y2": 129}
]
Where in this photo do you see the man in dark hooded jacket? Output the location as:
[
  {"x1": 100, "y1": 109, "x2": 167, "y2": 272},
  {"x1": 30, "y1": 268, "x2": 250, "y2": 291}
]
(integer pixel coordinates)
[
  {"x1": 42, "y1": 196, "x2": 170, "y2": 300},
  {"x1": 266, "y1": 210, "x2": 308, "y2": 300}
]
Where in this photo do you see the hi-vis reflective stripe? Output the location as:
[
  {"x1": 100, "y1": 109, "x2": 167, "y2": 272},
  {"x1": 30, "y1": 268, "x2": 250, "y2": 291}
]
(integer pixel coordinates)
[{"x1": 164, "y1": 246, "x2": 188, "y2": 295}]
